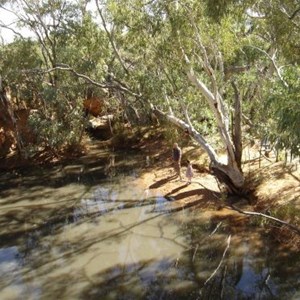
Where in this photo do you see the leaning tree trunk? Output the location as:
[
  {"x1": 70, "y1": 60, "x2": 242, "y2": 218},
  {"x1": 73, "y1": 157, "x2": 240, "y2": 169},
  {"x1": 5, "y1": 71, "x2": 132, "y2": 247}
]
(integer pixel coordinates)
[
  {"x1": 153, "y1": 68, "x2": 245, "y2": 193},
  {"x1": 168, "y1": 21, "x2": 246, "y2": 194},
  {"x1": 153, "y1": 107, "x2": 244, "y2": 194}
]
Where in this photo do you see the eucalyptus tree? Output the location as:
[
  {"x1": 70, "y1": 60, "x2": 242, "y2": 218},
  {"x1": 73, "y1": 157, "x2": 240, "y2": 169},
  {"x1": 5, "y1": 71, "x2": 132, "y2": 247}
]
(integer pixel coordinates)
[
  {"x1": 97, "y1": 0, "x2": 300, "y2": 193},
  {"x1": 96, "y1": 0, "x2": 258, "y2": 193},
  {"x1": 246, "y1": 0, "x2": 300, "y2": 157},
  {"x1": 203, "y1": 0, "x2": 300, "y2": 156},
  {"x1": 265, "y1": 66, "x2": 300, "y2": 159},
  {"x1": 1, "y1": 0, "x2": 298, "y2": 188},
  {"x1": 0, "y1": 0, "x2": 110, "y2": 154}
]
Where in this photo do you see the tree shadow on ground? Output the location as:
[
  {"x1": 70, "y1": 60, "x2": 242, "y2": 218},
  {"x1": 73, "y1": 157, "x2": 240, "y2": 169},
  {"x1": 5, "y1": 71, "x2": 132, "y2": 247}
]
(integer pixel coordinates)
[
  {"x1": 149, "y1": 174, "x2": 177, "y2": 189},
  {"x1": 165, "y1": 183, "x2": 190, "y2": 196},
  {"x1": 166, "y1": 187, "x2": 220, "y2": 202}
]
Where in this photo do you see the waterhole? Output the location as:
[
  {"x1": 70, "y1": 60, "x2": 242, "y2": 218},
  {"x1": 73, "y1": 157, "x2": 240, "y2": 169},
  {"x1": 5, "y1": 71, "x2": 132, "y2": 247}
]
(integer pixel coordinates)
[{"x1": 0, "y1": 150, "x2": 299, "y2": 299}]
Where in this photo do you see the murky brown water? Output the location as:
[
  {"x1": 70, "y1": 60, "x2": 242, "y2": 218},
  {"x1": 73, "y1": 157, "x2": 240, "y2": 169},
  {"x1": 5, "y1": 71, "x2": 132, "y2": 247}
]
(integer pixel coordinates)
[{"x1": 0, "y1": 150, "x2": 299, "y2": 300}]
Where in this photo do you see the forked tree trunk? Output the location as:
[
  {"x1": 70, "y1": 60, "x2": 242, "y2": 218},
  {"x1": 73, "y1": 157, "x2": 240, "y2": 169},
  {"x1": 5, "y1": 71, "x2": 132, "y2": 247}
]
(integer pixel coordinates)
[{"x1": 173, "y1": 38, "x2": 245, "y2": 194}]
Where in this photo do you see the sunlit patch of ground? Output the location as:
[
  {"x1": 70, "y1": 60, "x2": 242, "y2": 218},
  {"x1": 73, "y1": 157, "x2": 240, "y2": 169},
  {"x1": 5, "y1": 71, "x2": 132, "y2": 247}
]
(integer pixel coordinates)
[{"x1": 137, "y1": 129, "x2": 300, "y2": 251}]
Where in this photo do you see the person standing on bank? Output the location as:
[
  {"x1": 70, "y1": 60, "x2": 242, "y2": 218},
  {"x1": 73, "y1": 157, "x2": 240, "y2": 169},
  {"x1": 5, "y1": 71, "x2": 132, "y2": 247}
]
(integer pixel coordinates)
[
  {"x1": 172, "y1": 143, "x2": 182, "y2": 180},
  {"x1": 186, "y1": 160, "x2": 194, "y2": 184}
]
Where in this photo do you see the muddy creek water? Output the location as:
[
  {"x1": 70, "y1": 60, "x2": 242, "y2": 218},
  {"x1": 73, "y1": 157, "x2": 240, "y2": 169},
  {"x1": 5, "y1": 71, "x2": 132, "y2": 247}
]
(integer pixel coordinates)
[{"x1": 0, "y1": 149, "x2": 299, "y2": 300}]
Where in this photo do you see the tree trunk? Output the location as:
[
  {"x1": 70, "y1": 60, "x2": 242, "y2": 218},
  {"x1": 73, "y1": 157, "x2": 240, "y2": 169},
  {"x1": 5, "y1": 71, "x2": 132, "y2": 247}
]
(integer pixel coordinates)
[
  {"x1": 153, "y1": 108, "x2": 244, "y2": 193},
  {"x1": 176, "y1": 43, "x2": 245, "y2": 193},
  {"x1": 231, "y1": 81, "x2": 243, "y2": 171},
  {"x1": 0, "y1": 78, "x2": 23, "y2": 157}
]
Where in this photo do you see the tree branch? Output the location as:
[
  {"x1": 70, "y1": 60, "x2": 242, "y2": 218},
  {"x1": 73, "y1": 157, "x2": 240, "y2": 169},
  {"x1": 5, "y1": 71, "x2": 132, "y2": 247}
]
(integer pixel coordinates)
[
  {"x1": 37, "y1": 65, "x2": 141, "y2": 98},
  {"x1": 95, "y1": 0, "x2": 129, "y2": 75},
  {"x1": 248, "y1": 45, "x2": 289, "y2": 88},
  {"x1": 204, "y1": 235, "x2": 231, "y2": 285},
  {"x1": 184, "y1": 62, "x2": 237, "y2": 166},
  {"x1": 0, "y1": 23, "x2": 24, "y2": 40},
  {"x1": 186, "y1": 8, "x2": 229, "y2": 129},
  {"x1": 152, "y1": 106, "x2": 218, "y2": 162},
  {"x1": 279, "y1": 5, "x2": 300, "y2": 20},
  {"x1": 289, "y1": 7, "x2": 300, "y2": 19},
  {"x1": 231, "y1": 205, "x2": 300, "y2": 235}
]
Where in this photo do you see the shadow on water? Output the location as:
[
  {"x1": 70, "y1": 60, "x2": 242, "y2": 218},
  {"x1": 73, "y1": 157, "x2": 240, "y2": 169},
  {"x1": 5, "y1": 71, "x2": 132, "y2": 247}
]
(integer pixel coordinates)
[
  {"x1": 6, "y1": 208, "x2": 297, "y2": 300},
  {"x1": 0, "y1": 149, "x2": 143, "y2": 205},
  {"x1": 76, "y1": 215, "x2": 300, "y2": 300},
  {"x1": 0, "y1": 151, "x2": 300, "y2": 299},
  {"x1": 0, "y1": 184, "x2": 158, "y2": 250}
]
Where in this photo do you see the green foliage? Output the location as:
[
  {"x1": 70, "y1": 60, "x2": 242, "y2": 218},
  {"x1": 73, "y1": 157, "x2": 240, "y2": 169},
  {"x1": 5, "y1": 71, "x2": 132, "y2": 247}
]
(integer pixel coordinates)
[
  {"x1": 0, "y1": 1, "x2": 113, "y2": 155},
  {"x1": 28, "y1": 86, "x2": 85, "y2": 151},
  {"x1": 202, "y1": 0, "x2": 300, "y2": 64},
  {"x1": 271, "y1": 203, "x2": 299, "y2": 221},
  {"x1": 0, "y1": 39, "x2": 43, "y2": 105},
  {"x1": 111, "y1": 122, "x2": 141, "y2": 148},
  {"x1": 163, "y1": 123, "x2": 181, "y2": 146},
  {"x1": 203, "y1": 0, "x2": 242, "y2": 21},
  {"x1": 262, "y1": 0, "x2": 300, "y2": 64},
  {"x1": 1, "y1": 0, "x2": 300, "y2": 161},
  {"x1": 265, "y1": 67, "x2": 300, "y2": 155}
]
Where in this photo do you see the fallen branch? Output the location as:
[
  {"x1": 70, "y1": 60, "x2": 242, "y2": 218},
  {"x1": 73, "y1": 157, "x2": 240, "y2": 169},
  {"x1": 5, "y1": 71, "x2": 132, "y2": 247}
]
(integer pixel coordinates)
[
  {"x1": 231, "y1": 205, "x2": 300, "y2": 235},
  {"x1": 192, "y1": 244, "x2": 199, "y2": 262},
  {"x1": 209, "y1": 222, "x2": 223, "y2": 237},
  {"x1": 204, "y1": 234, "x2": 231, "y2": 285}
]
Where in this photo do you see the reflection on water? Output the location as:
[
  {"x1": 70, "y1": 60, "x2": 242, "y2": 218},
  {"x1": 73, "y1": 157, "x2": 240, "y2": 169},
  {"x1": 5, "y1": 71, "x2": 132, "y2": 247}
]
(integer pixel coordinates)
[{"x1": 0, "y1": 151, "x2": 299, "y2": 300}]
